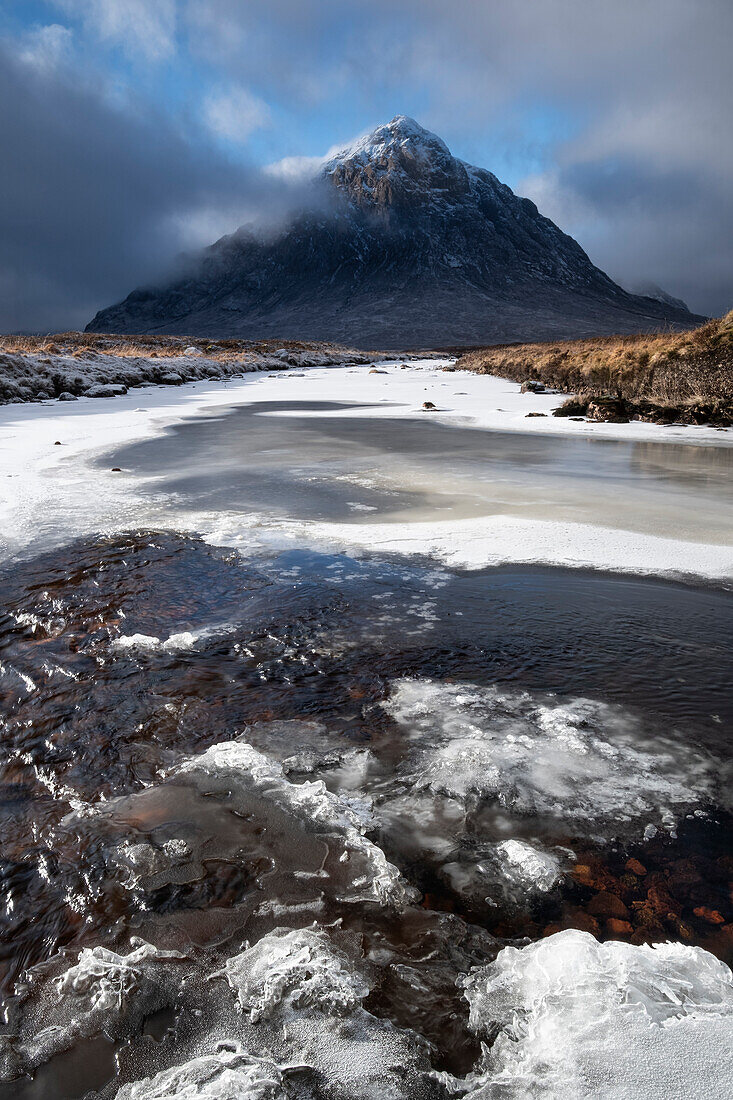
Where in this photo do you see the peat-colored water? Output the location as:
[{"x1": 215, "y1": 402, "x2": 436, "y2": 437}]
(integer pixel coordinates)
[{"x1": 0, "y1": 532, "x2": 731, "y2": 1098}]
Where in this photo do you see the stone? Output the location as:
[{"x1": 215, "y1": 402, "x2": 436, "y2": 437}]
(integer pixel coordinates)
[
  {"x1": 625, "y1": 858, "x2": 647, "y2": 876},
  {"x1": 587, "y1": 891, "x2": 630, "y2": 921},
  {"x1": 86, "y1": 383, "x2": 126, "y2": 398},
  {"x1": 586, "y1": 396, "x2": 630, "y2": 423},
  {"x1": 693, "y1": 907, "x2": 725, "y2": 925},
  {"x1": 58, "y1": 392, "x2": 78, "y2": 401},
  {"x1": 605, "y1": 918, "x2": 634, "y2": 937}
]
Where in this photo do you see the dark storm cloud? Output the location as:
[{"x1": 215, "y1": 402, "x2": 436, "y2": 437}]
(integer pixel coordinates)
[{"x1": 0, "y1": 35, "x2": 322, "y2": 332}]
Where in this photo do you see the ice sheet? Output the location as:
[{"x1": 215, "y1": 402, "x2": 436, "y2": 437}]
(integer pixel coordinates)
[{"x1": 383, "y1": 678, "x2": 721, "y2": 837}]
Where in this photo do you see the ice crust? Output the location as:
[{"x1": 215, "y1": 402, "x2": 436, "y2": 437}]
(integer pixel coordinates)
[
  {"x1": 111, "y1": 630, "x2": 199, "y2": 654},
  {"x1": 493, "y1": 839, "x2": 562, "y2": 893},
  {"x1": 461, "y1": 929, "x2": 733, "y2": 1099},
  {"x1": 174, "y1": 738, "x2": 412, "y2": 907},
  {"x1": 222, "y1": 927, "x2": 371, "y2": 1022},
  {"x1": 384, "y1": 679, "x2": 719, "y2": 836},
  {"x1": 116, "y1": 1047, "x2": 294, "y2": 1099},
  {"x1": 2, "y1": 940, "x2": 184, "y2": 1078}
]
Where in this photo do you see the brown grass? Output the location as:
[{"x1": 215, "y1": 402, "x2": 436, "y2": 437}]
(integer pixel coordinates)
[
  {"x1": 0, "y1": 331, "x2": 356, "y2": 361},
  {"x1": 454, "y1": 311, "x2": 733, "y2": 405}
]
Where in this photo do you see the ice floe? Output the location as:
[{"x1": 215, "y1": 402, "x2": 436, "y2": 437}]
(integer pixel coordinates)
[
  {"x1": 2, "y1": 939, "x2": 185, "y2": 1079},
  {"x1": 221, "y1": 927, "x2": 371, "y2": 1022},
  {"x1": 174, "y1": 738, "x2": 413, "y2": 907},
  {"x1": 115, "y1": 1047, "x2": 298, "y2": 1099},
  {"x1": 383, "y1": 678, "x2": 722, "y2": 838},
  {"x1": 460, "y1": 929, "x2": 733, "y2": 1098}
]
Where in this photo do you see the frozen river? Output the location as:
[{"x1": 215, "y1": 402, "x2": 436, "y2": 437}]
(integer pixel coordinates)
[{"x1": 0, "y1": 361, "x2": 731, "y2": 1099}]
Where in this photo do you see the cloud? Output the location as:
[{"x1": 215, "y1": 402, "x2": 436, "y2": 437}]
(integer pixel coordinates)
[
  {"x1": 17, "y1": 24, "x2": 74, "y2": 71},
  {"x1": 202, "y1": 86, "x2": 271, "y2": 144},
  {"x1": 2, "y1": 0, "x2": 730, "y2": 328},
  {"x1": 178, "y1": 0, "x2": 733, "y2": 316},
  {"x1": 53, "y1": 0, "x2": 177, "y2": 61},
  {"x1": 0, "y1": 36, "x2": 325, "y2": 332}
]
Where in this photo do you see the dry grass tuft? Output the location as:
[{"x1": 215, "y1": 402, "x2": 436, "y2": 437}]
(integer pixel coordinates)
[{"x1": 455, "y1": 311, "x2": 733, "y2": 406}]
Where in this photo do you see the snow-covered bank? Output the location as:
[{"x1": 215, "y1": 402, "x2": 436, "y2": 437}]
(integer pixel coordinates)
[
  {"x1": 1, "y1": 359, "x2": 731, "y2": 580},
  {"x1": 0, "y1": 341, "x2": 382, "y2": 405}
]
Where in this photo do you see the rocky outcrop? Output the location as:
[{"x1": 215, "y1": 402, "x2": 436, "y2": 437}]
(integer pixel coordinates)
[{"x1": 87, "y1": 116, "x2": 703, "y2": 347}]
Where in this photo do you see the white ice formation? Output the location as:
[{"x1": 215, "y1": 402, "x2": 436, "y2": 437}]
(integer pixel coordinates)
[
  {"x1": 384, "y1": 678, "x2": 719, "y2": 837},
  {"x1": 460, "y1": 929, "x2": 733, "y2": 1098},
  {"x1": 174, "y1": 739, "x2": 412, "y2": 907},
  {"x1": 221, "y1": 927, "x2": 370, "y2": 1023}
]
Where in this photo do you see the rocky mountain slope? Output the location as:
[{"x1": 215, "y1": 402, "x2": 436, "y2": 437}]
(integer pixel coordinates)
[{"x1": 87, "y1": 117, "x2": 703, "y2": 347}]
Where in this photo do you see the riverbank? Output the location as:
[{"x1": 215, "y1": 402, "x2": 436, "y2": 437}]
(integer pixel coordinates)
[
  {"x1": 453, "y1": 310, "x2": 733, "y2": 426},
  {"x1": 0, "y1": 331, "x2": 390, "y2": 405}
]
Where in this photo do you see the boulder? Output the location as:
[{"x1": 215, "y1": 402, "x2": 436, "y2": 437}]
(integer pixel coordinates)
[
  {"x1": 587, "y1": 891, "x2": 630, "y2": 921},
  {"x1": 86, "y1": 383, "x2": 127, "y2": 398},
  {"x1": 586, "y1": 396, "x2": 630, "y2": 423}
]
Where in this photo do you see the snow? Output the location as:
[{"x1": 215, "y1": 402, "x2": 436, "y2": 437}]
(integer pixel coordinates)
[
  {"x1": 289, "y1": 513, "x2": 733, "y2": 582},
  {"x1": 461, "y1": 929, "x2": 733, "y2": 1099},
  {"x1": 323, "y1": 115, "x2": 450, "y2": 171}
]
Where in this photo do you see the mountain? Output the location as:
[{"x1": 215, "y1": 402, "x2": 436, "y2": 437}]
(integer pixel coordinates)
[
  {"x1": 87, "y1": 116, "x2": 703, "y2": 346},
  {"x1": 626, "y1": 281, "x2": 691, "y2": 314}
]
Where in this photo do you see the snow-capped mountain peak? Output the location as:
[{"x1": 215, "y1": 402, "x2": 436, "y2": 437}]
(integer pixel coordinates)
[
  {"x1": 87, "y1": 117, "x2": 702, "y2": 345},
  {"x1": 324, "y1": 115, "x2": 451, "y2": 168}
]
